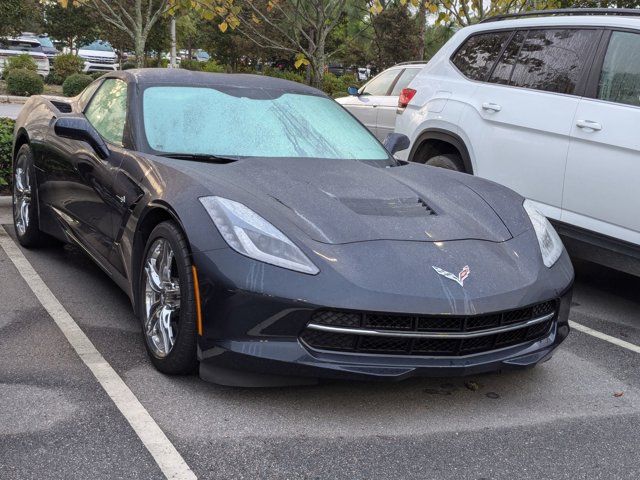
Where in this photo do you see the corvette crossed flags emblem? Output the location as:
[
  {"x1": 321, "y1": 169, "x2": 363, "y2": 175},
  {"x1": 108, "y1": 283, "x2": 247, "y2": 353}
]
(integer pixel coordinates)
[{"x1": 432, "y1": 265, "x2": 471, "y2": 287}]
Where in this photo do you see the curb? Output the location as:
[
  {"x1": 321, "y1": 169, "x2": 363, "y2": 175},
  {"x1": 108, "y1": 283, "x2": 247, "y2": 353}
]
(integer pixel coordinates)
[
  {"x1": 0, "y1": 95, "x2": 28, "y2": 104},
  {"x1": 0, "y1": 196, "x2": 12, "y2": 206}
]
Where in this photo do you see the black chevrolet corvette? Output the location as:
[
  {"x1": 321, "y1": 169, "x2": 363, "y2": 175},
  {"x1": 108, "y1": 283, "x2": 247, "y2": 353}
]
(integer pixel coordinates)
[{"x1": 12, "y1": 69, "x2": 573, "y2": 386}]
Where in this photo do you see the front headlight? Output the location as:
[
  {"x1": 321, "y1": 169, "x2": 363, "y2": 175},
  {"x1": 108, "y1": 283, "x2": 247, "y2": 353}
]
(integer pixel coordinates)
[
  {"x1": 523, "y1": 200, "x2": 563, "y2": 268},
  {"x1": 199, "y1": 196, "x2": 319, "y2": 275}
]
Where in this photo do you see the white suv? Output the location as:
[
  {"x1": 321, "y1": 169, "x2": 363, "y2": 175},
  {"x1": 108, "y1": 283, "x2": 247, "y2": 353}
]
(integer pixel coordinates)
[
  {"x1": 395, "y1": 9, "x2": 640, "y2": 275},
  {"x1": 78, "y1": 40, "x2": 118, "y2": 73}
]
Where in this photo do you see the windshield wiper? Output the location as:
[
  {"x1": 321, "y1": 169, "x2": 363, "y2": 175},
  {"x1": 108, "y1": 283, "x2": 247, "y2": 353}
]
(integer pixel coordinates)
[{"x1": 157, "y1": 153, "x2": 239, "y2": 164}]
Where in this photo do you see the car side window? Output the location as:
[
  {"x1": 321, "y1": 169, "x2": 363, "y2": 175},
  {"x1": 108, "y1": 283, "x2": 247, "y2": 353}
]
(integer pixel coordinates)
[
  {"x1": 78, "y1": 80, "x2": 101, "y2": 108},
  {"x1": 489, "y1": 31, "x2": 527, "y2": 85},
  {"x1": 360, "y1": 69, "x2": 401, "y2": 96},
  {"x1": 84, "y1": 78, "x2": 128, "y2": 146},
  {"x1": 452, "y1": 31, "x2": 512, "y2": 81},
  {"x1": 390, "y1": 68, "x2": 421, "y2": 96},
  {"x1": 598, "y1": 31, "x2": 640, "y2": 107},
  {"x1": 508, "y1": 29, "x2": 598, "y2": 95}
]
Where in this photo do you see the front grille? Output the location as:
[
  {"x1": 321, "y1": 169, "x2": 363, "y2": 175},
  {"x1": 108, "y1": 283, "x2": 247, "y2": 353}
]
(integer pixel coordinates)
[
  {"x1": 300, "y1": 300, "x2": 557, "y2": 357},
  {"x1": 82, "y1": 56, "x2": 115, "y2": 64}
]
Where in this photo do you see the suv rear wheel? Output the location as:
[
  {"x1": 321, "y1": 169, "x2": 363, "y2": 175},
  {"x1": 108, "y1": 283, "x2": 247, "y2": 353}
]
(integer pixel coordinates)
[{"x1": 425, "y1": 153, "x2": 464, "y2": 172}]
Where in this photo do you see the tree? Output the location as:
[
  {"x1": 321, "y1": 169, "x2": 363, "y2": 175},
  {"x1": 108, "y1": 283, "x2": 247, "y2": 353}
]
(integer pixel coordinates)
[
  {"x1": 0, "y1": 0, "x2": 42, "y2": 37},
  {"x1": 371, "y1": 4, "x2": 420, "y2": 68},
  {"x1": 59, "y1": 0, "x2": 168, "y2": 67},
  {"x1": 44, "y1": 3, "x2": 100, "y2": 51},
  {"x1": 230, "y1": 0, "x2": 351, "y2": 88}
]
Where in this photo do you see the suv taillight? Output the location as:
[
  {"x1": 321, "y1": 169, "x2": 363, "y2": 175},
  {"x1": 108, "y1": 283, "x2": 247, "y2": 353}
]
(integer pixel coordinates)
[{"x1": 398, "y1": 88, "x2": 417, "y2": 109}]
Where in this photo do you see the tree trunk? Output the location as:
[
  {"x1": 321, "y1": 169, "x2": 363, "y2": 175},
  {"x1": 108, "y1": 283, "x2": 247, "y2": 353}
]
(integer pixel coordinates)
[
  {"x1": 417, "y1": 2, "x2": 427, "y2": 60},
  {"x1": 134, "y1": 33, "x2": 146, "y2": 68}
]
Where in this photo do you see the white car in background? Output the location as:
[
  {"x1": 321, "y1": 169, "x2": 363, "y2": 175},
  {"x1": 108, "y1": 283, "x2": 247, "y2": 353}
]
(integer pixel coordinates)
[
  {"x1": 394, "y1": 9, "x2": 640, "y2": 275},
  {"x1": 0, "y1": 37, "x2": 50, "y2": 78},
  {"x1": 78, "y1": 40, "x2": 118, "y2": 73},
  {"x1": 335, "y1": 62, "x2": 426, "y2": 142}
]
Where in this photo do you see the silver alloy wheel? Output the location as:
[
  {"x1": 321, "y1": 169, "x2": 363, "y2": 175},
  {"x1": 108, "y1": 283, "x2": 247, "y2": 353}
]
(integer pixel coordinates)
[
  {"x1": 14, "y1": 166, "x2": 31, "y2": 237},
  {"x1": 143, "y1": 238, "x2": 181, "y2": 358}
]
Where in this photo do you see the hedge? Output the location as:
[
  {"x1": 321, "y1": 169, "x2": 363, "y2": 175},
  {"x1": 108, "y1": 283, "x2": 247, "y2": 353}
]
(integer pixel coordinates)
[
  {"x1": 6, "y1": 69, "x2": 44, "y2": 96},
  {"x1": 53, "y1": 54, "x2": 84, "y2": 80},
  {"x1": 180, "y1": 59, "x2": 202, "y2": 71},
  {"x1": 63, "y1": 73, "x2": 93, "y2": 97},
  {"x1": 2, "y1": 54, "x2": 37, "y2": 80},
  {"x1": 0, "y1": 118, "x2": 15, "y2": 190}
]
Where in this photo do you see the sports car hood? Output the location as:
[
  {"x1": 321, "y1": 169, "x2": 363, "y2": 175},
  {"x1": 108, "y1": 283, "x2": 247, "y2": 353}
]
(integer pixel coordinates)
[{"x1": 187, "y1": 157, "x2": 514, "y2": 245}]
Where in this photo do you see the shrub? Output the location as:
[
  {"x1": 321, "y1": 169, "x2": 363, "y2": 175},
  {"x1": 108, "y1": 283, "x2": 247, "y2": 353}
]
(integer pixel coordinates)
[
  {"x1": 0, "y1": 118, "x2": 15, "y2": 189},
  {"x1": 122, "y1": 61, "x2": 137, "y2": 70},
  {"x1": 322, "y1": 72, "x2": 357, "y2": 98},
  {"x1": 90, "y1": 71, "x2": 105, "y2": 81},
  {"x1": 62, "y1": 73, "x2": 93, "y2": 97},
  {"x1": 180, "y1": 59, "x2": 202, "y2": 71},
  {"x1": 202, "y1": 60, "x2": 226, "y2": 73},
  {"x1": 6, "y1": 69, "x2": 44, "y2": 96},
  {"x1": 45, "y1": 71, "x2": 64, "y2": 85},
  {"x1": 2, "y1": 54, "x2": 37, "y2": 79},
  {"x1": 262, "y1": 67, "x2": 305, "y2": 84},
  {"x1": 53, "y1": 53, "x2": 84, "y2": 80}
]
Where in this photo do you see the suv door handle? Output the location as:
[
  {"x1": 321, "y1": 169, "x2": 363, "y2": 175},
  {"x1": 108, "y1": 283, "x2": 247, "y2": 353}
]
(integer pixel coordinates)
[
  {"x1": 576, "y1": 119, "x2": 602, "y2": 132},
  {"x1": 482, "y1": 102, "x2": 502, "y2": 112}
]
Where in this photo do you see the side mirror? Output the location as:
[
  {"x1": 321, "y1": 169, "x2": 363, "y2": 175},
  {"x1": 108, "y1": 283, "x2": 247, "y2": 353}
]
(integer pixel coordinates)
[
  {"x1": 347, "y1": 86, "x2": 360, "y2": 96},
  {"x1": 54, "y1": 116, "x2": 109, "y2": 159},
  {"x1": 383, "y1": 133, "x2": 410, "y2": 155}
]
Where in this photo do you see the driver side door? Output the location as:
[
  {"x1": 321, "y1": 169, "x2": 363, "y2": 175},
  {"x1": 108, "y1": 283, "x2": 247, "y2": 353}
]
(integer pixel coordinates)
[{"x1": 46, "y1": 78, "x2": 129, "y2": 263}]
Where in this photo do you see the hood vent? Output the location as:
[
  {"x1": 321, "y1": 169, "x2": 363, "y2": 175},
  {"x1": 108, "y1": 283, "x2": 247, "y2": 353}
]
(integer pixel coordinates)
[
  {"x1": 50, "y1": 101, "x2": 72, "y2": 113},
  {"x1": 340, "y1": 197, "x2": 435, "y2": 217}
]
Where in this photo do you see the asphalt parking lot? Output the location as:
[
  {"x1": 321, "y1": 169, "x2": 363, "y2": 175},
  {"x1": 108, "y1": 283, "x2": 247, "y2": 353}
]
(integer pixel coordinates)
[{"x1": 0, "y1": 196, "x2": 639, "y2": 480}]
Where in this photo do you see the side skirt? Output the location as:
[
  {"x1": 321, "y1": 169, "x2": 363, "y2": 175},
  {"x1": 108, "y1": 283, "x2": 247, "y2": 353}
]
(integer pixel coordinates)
[{"x1": 551, "y1": 220, "x2": 640, "y2": 277}]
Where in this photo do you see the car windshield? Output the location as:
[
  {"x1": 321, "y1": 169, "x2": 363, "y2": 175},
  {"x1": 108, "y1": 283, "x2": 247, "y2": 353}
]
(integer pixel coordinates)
[
  {"x1": 81, "y1": 41, "x2": 113, "y2": 52},
  {"x1": 142, "y1": 86, "x2": 390, "y2": 161},
  {"x1": 38, "y1": 37, "x2": 54, "y2": 48}
]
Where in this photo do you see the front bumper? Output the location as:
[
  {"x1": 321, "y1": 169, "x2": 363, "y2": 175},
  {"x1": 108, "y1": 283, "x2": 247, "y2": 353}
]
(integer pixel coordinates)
[
  {"x1": 82, "y1": 62, "x2": 118, "y2": 73},
  {"x1": 197, "y1": 288, "x2": 571, "y2": 386},
  {"x1": 192, "y1": 236, "x2": 574, "y2": 386}
]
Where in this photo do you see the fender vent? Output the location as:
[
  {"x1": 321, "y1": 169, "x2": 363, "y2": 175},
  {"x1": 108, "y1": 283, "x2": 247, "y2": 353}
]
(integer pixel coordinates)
[
  {"x1": 340, "y1": 197, "x2": 435, "y2": 217},
  {"x1": 50, "y1": 101, "x2": 72, "y2": 113}
]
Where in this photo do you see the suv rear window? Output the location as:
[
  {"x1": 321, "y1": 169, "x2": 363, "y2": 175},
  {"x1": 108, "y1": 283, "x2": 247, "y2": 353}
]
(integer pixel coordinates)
[
  {"x1": 508, "y1": 29, "x2": 598, "y2": 95},
  {"x1": 452, "y1": 31, "x2": 511, "y2": 81}
]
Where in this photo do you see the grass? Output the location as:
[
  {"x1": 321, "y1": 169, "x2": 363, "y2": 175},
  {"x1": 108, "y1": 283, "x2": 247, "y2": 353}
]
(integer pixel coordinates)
[{"x1": 0, "y1": 80, "x2": 63, "y2": 97}]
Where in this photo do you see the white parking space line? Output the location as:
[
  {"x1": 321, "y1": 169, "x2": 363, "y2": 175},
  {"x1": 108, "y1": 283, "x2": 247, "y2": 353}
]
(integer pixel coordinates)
[
  {"x1": 570, "y1": 320, "x2": 640, "y2": 354},
  {"x1": 0, "y1": 227, "x2": 197, "y2": 480}
]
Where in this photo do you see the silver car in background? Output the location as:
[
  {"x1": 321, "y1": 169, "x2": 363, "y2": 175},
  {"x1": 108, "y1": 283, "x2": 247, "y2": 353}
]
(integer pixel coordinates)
[{"x1": 335, "y1": 62, "x2": 426, "y2": 142}]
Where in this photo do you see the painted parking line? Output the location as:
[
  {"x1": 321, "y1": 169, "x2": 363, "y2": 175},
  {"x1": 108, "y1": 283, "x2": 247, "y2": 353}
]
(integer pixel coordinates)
[
  {"x1": 570, "y1": 320, "x2": 640, "y2": 354},
  {"x1": 0, "y1": 227, "x2": 196, "y2": 480}
]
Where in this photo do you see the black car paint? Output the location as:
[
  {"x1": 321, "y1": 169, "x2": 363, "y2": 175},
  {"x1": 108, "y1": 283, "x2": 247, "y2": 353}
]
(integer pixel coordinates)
[{"x1": 13, "y1": 69, "x2": 574, "y2": 384}]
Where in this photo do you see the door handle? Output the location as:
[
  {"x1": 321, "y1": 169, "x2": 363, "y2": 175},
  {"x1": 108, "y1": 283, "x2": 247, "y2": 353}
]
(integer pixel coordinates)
[
  {"x1": 482, "y1": 102, "x2": 502, "y2": 112},
  {"x1": 576, "y1": 119, "x2": 602, "y2": 132}
]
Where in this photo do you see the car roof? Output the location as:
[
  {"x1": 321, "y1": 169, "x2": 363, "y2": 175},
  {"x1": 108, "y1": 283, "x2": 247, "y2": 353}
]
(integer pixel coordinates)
[
  {"x1": 464, "y1": 14, "x2": 640, "y2": 35},
  {"x1": 112, "y1": 68, "x2": 324, "y2": 96}
]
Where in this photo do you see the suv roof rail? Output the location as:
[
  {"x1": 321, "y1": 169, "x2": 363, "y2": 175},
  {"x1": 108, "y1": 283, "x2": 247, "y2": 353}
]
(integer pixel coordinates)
[
  {"x1": 480, "y1": 8, "x2": 640, "y2": 23},
  {"x1": 394, "y1": 61, "x2": 429, "y2": 66}
]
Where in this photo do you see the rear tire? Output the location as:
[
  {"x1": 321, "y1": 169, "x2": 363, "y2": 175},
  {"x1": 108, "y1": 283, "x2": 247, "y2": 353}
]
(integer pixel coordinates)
[
  {"x1": 138, "y1": 221, "x2": 197, "y2": 375},
  {"x1": 13, "y1": 144, "x2": 48, "y2": 248},
  {"x1": 425, "y1": 153, "x2": 464, "y2": 172}
]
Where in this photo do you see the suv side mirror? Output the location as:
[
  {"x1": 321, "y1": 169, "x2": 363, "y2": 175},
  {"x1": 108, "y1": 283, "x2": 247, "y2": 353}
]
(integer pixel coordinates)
[
  {"x1": 54, "y1": 116, "x2": 109, "y2": 159},
  {"x1": 383, "y1": 133, "x2": 410, "y2": 155},
  {"x1": 347, "y1": 86, "x2": 360, "y2": 96}
]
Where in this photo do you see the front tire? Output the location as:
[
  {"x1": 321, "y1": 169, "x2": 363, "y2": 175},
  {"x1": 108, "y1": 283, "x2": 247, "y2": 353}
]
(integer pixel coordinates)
[
  {"x1": 139, "y1": 221, "x2": 197, "y2": 375},
  {"x1": 13, "y1": 144, "x2": 47, "y2": 248}
]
